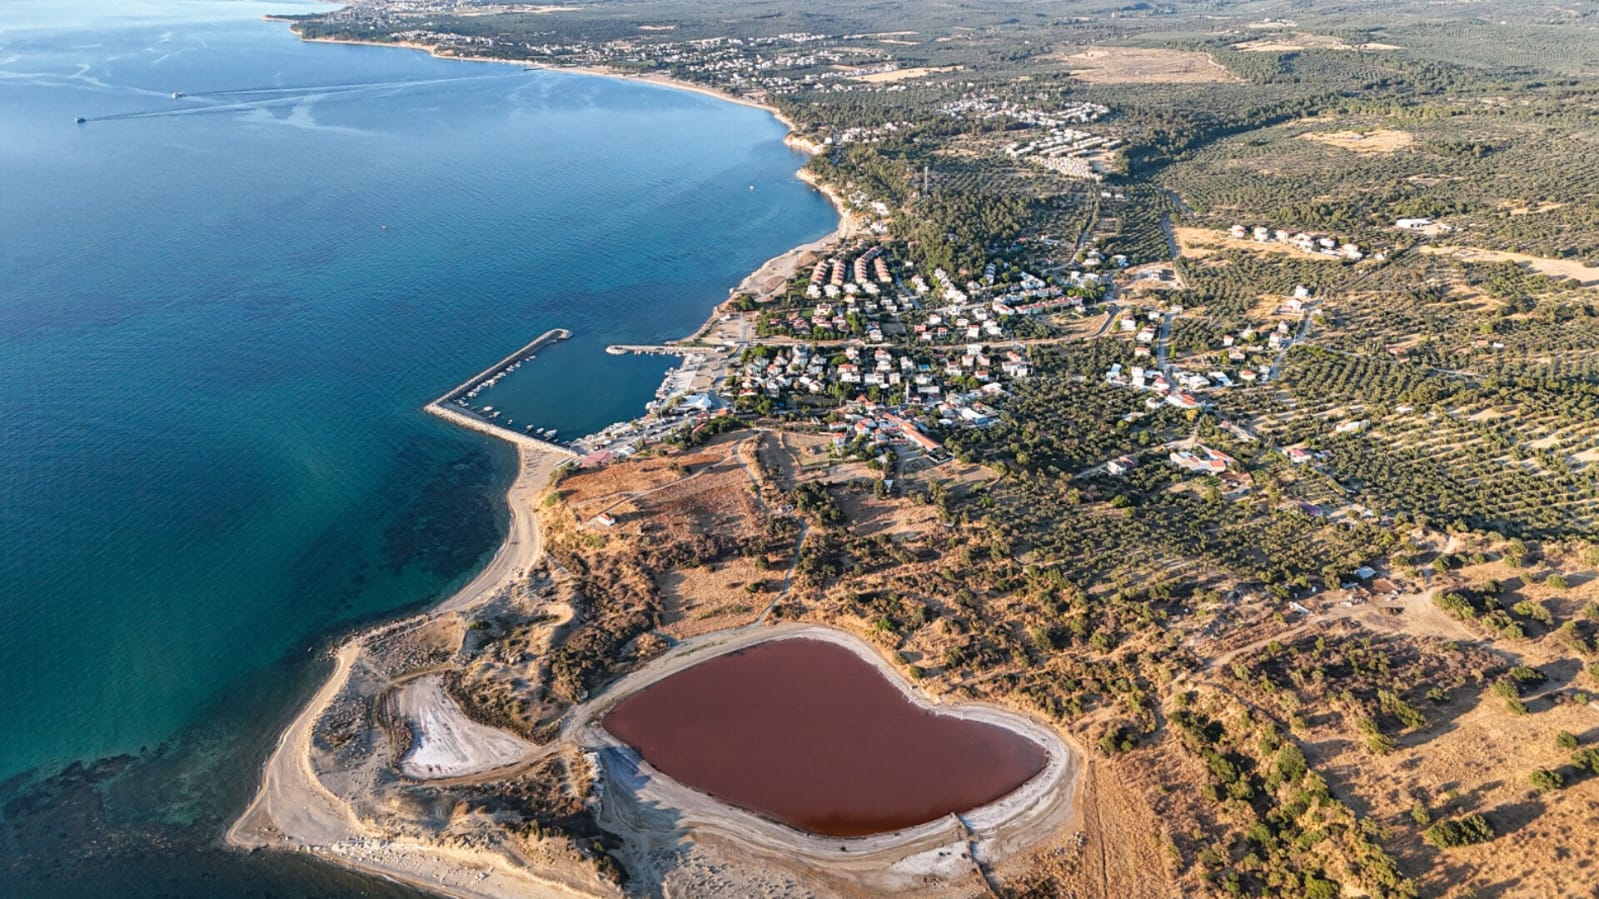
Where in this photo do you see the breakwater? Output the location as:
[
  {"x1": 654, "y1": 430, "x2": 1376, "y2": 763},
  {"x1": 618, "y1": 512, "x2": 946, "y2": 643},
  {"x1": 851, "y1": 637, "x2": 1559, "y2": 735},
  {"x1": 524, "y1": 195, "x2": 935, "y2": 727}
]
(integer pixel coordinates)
[{"x1": 425, "y1": 328, "x2": 580, "y2": 457}]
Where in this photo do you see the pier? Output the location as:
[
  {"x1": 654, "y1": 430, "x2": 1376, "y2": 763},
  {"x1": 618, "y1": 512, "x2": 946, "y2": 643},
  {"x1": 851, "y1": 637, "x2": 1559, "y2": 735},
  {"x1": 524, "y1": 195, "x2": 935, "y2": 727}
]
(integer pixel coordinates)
[
  {"x1": 605, "y1": 343, "x2": 695, "y2": 356},
  {"x1": 424, "y1": 328, "x2": 579, "y2": 458}
]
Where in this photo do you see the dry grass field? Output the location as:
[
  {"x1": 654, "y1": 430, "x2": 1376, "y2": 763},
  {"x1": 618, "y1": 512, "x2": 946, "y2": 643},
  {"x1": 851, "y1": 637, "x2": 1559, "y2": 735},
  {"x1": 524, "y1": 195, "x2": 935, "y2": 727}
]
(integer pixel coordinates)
[
  {"x1": 1234, "y1": 33, "x2": 1402, "y2": 53},
  {"x1": 1300, "y1": 128, "x2": 1416, "y2": 155},
  {"x1": 1062, "y1": 48, "x2": 1239, "y2": 85},
  {"x1": 1420, "y1": 245, "x2": 1599, "y2": 287},
  {"x1": 854, "y1": 65, "x2": 960, "y2": 83}
]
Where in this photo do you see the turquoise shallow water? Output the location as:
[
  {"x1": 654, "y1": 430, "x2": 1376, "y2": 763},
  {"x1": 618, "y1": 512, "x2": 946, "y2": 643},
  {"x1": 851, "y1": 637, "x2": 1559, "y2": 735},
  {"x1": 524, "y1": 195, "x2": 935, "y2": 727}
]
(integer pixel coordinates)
[{"x1": 0, "y1": 2, "x2": 834, "y2": 893}]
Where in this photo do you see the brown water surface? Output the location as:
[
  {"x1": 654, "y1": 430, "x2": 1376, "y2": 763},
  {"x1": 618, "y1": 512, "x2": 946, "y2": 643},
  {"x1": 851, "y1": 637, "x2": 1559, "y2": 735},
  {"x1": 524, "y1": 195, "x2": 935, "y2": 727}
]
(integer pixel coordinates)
[{"x1": 602, "y1": 637, "x2": 1048, "y2": 837}]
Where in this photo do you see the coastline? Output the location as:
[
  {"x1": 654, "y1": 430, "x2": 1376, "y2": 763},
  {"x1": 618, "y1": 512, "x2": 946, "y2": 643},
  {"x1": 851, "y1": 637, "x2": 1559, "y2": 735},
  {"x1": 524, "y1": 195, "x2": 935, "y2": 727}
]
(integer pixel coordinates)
[
  {"x1": 271, "y1": 27, "x2": 799, "y2": 123},
  {"x1": 225, "y1": 445, "x2": 583, "y2": 898},
  {"x1": 283, "y1": 26, "x2": 859, "y2": 425},
  {"x1": 227, "y1": 17, "x2": 1070, "y2": 899},
  {"x1": 283, "y1": 28, "x2": 858, "y2": 320}
]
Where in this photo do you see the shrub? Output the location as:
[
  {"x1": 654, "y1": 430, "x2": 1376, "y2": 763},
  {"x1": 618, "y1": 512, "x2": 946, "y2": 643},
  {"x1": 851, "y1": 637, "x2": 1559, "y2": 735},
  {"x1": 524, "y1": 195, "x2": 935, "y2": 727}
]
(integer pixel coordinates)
[
  {"x1": 1529, "y1": 768, "x2": 1564, "y2": 793},
  {"x1": 1303, "y1": 874, "x2": 1339, "y2": 899},
  {"x1": 1571, "y1": 747, "x2": 1599, "y2": 774},
  {"x1": 1556, "y1": 731, "x2": 1579, "y2": 750},
  {"x1": 1424, "y1": 814, "x2": 1494, "y2": 849},
  {"x1": 1274, "y1": 743, "x2": 1308, "y2": 784},
  {"x1": 1098, "y1": 725, "x2": 1139, "y2": 754}
]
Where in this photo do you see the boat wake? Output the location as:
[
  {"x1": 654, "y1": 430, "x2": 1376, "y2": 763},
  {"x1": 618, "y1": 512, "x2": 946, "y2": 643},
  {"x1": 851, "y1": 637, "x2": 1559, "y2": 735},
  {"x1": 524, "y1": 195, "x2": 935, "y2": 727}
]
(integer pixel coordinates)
[{"x1": 77, "y1": 71, "x2": 523, "y2": 123}]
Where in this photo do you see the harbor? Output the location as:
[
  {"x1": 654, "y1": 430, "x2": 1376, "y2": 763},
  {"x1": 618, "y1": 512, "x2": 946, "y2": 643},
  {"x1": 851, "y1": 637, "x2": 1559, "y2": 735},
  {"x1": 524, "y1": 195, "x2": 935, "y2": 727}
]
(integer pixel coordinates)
[
  {"x1": 423, "y1": 322, "x2": 746, "y2": 463},
  {"x1": 424, "y1": 327, "x2": 580, "y2": 457}
]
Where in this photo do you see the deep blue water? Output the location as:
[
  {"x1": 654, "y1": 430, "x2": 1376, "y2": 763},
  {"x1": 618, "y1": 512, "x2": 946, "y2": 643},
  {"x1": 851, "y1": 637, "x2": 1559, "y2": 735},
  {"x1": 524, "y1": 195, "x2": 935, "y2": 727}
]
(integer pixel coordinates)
[{"x1": 0, "y1": 2, "x2": 834, "y2": 894}]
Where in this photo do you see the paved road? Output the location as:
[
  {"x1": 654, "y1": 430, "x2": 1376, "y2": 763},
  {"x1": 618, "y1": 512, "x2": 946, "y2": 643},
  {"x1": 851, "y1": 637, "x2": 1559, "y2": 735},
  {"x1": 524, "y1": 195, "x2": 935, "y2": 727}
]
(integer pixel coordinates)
[
  {"x1": 1090, "y1": 301, "x2": 1120, "y2": 337},
  {"x1": 1156, "y1": 310, "x2": 1176, "y2": 375}
]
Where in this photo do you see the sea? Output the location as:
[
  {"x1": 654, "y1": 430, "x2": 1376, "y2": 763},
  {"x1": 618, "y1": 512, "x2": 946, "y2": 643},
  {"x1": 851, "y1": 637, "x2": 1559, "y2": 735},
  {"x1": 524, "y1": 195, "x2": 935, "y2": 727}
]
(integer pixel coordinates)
[{"x1": 0, "y1": 2, "x2": 836, "y2": 894}]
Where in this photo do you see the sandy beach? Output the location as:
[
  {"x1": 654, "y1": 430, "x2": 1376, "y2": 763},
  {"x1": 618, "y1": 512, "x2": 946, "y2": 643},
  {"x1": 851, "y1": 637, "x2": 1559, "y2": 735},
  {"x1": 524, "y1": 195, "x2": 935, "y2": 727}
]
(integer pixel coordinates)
[
  {"x1": 225, "y1": 445, "x2": 583, "y2": 898},
  {"x1": 281, "y1": 31, "x2": 800, "y2": 137}
]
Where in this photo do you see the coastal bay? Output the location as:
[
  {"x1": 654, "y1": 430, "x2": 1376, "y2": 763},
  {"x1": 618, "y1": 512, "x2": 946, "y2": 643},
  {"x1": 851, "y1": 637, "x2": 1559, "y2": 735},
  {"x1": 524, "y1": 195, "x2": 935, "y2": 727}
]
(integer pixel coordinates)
[{"x1": 0, "y1": 4, "x2": 835, "y2": 895}]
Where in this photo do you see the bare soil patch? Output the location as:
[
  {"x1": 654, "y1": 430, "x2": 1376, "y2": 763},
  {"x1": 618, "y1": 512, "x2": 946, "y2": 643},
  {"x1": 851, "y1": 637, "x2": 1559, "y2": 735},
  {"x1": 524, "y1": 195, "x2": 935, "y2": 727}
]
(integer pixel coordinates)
[
  {"x1": 1499, "y1": 200, "x2": 1567, "y2": 216},
  {"x1": 1421, "y1": 245, "x2": 1599, "y2": 287},
  {"x1": 1234, "y1": 33, "x2": 1401, "y2": 52},
  {"x1": 1173, "y1": 226, "x2": 1348, "y2": 261},
  {"x1": 1300, "y1": 128, "x2": 1415, "y2": 154},
  {"x1": 855, "y1": 65, "x2": 960, "y2": 83},
  {"x1": 393, "y1": 675, "x2": 536, "y2": 779},
  {"x1": 1062, "y1": 48, "x2": 1239, "y2": 84}
]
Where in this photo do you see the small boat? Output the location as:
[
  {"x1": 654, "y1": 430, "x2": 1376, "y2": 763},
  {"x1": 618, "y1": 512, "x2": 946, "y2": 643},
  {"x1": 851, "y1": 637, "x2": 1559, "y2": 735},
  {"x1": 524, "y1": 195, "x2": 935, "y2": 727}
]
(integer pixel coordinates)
[
  {"x1": 74, "y1": 116, "x2": 87, "y2": 124},
  {"x1": 171, "y1": 91, "x2": 184, "y2": 99}
]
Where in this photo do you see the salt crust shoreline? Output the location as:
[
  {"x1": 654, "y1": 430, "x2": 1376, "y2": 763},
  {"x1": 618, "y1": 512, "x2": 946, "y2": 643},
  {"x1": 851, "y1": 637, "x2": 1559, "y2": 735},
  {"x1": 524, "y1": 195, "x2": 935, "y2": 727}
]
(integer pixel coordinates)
[
  {"x1": 228, "y1": 19, "x2": 1082, "y2": 899},
  {"x1": 573, "y1": 624, "x2": 1080, "y2": 877}
]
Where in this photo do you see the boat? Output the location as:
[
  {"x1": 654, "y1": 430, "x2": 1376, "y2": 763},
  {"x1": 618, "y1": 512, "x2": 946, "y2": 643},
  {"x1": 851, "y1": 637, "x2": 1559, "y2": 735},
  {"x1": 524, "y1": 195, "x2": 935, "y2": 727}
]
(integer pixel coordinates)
[
  {"x1": 171, "y1": 91, "x2": 184, "y2": 99},
  {"x1": 74, "y1": 116, "x2": 86, "y2": 124}
]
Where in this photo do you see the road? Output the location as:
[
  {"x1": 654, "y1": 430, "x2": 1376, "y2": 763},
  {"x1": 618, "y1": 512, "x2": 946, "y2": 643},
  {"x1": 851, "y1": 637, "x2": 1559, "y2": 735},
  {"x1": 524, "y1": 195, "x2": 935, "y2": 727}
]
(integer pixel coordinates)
[
  {"x1": 1072, "y1": 194, "x2": 1102, "y2": 259},
  {"x1": 1159, "y1": 213, "x2": 1180, "y2": 261},
  {"x1": 1090, "y1": 301, "x2": 1120, "y2": 337},
  {"x1": 1266, "y1": 301, "x2": 1317, "y2": 381},
  {"x1": 1155, "y1": 310, "x2": 1176, "y2": 375},
  {"x1": 1070, "y1": 435, "x2": 1192, "y2": 480}
]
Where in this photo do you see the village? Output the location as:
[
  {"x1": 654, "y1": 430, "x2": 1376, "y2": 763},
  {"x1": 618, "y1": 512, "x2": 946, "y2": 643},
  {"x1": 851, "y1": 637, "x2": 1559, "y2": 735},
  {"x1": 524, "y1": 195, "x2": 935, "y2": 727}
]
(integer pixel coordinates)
[
  {"x1": 1227, "y1": 222, "x2": 1367, "y2": 261},
  {"x1": 997, "y1": 100, "x2": 1120, "y2": 182}
]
